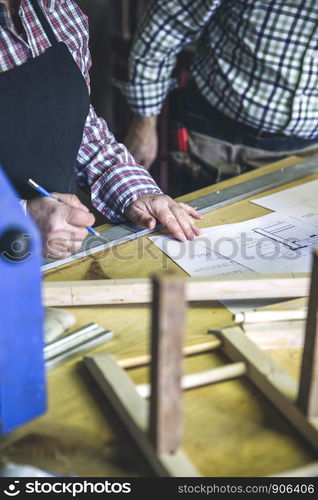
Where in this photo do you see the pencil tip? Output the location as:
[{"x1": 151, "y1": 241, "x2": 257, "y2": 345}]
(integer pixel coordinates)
[{"x1": 28, "y1": 178, "x2": 37, "y2": 188}]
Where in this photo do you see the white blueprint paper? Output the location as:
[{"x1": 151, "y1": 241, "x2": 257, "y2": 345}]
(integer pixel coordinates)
[
  {"x1": 250, "y1": 179, "x2": 318, "y2": 211},
  {"x1": 149, "y1": 206, "x2": 318, "y2": 278}
]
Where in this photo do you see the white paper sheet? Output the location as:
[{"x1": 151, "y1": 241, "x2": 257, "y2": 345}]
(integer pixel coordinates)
[
  {"x1": 150, "y1": 232, "x2": 250, "y2": 278},
  {"x1": 250, "y1": 179, "x2": 318, "y2": 211},
  {"x1": 149, "y1": 206, "x2": 318, "y2": 313},
  {"x1": 150, "y1": 208, "x2": 318, "y2": 279}
]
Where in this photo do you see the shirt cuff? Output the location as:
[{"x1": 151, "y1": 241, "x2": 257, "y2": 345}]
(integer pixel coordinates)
[
  {"x1": 113, "y1": 78, "x2": 178, "y2": 116},
  {"x1": 90, "y1": 164, "x2": 163, "y2": 223}
]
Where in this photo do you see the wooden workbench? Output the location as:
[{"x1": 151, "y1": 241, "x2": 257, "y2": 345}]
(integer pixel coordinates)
[{"x1": 2, "y1": 156, "x2": 318, "y2": 477}]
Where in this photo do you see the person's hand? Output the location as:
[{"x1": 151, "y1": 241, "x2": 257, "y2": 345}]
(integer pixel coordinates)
[
  {"x1": 124, "y1": 115, "x2": 158, "y2": 170},
  {"x1": 125, "y1": 194, "x2": 203, "y2": 241},
  {"x1": 27, "y1": 193, "x2": 95, "y2": 260}
]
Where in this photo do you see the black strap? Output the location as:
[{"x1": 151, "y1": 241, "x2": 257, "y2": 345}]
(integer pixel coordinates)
[{"x1": 29, "y1": 0, "x2": 58, "y2": 46}]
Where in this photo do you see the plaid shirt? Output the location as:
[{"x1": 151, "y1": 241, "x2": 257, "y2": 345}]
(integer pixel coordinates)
[
  {"x1": 117, "y1": 0, "x2": 318, "y2": 139},
  {"x1": 0, "y1": 0, "x2": 162, "y2": 222}
]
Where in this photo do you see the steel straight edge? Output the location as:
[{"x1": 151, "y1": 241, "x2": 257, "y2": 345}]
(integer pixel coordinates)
[
  {"x1": 41, "y1": 156, "x2": 318, "y2": 272},
  {"x1": 41, "y1": 223, "x2": 157, "y2": 272},
  {"x1": 184, "y1": 155, "x2": 318, "y2": 213}
]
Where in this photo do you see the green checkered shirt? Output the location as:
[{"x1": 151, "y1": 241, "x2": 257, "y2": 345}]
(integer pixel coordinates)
[{"x1": 116, "y1": 0, "x2": 318, "y2": 139}]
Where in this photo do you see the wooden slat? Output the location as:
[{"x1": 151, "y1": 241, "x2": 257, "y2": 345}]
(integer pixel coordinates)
[
  {"x1": 241, "y1": 320, "x2": 305, "y2": 350},
  {"x1": 149, "y1": 272, "x2": 185, "y2": 454},
  {"x1": 213, "y1": 326, "x2": 318, "y2": 452},
  {"x1": 43, "y1": 275, "x2": 310, "y2": 306},
  {"x1": 297, "y1": 248, "x2": 318, "y2": 417},
  {"x1": 83, "y1": 354, "x2": 200, "y2": 477}
]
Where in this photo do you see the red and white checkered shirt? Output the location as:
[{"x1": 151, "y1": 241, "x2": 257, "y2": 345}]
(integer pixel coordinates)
[{"x1": 0, "y1": 0, "x2": 162, "y2": 222}]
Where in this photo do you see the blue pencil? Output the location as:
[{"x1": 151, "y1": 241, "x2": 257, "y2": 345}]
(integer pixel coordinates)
[{"x1": 28, "y1": 178, "x2": 101, "y2": 237}]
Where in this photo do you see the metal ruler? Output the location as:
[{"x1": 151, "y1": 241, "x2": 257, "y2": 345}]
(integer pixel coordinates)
[
  {"x1": 44, "y1": 323, "x2": 113, "y2": 370},
  {"x1": 42, "y1": 156, "x2": 318, "y2": 273}
]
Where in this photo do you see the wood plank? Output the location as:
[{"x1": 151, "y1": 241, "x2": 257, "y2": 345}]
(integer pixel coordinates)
[
  {"x1": 149, "y1": 272, "x2": 186, "y2": 454},
  {"x1": 83, "y1": 354, "x2": 200, "y2": 477},
  {"x1": 43, "y1": 275, "x2": 310, "y2": 306},
  {"x1": 213, "y1": 326, "x2": 318, "y2": 453},
  {"x1": 297, "y1": 248, "x2": 318, "y2": 417},
  {"x1": 242, "y1": 320, "x2": 305, "y2": 350}
]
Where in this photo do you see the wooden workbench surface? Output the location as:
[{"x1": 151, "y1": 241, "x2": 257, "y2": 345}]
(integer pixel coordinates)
[{"x1": 2, "y1": 156, "x2": 318, "y2": 477}]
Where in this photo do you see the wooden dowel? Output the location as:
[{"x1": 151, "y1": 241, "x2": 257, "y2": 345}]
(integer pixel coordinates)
[
  {"x1": 137, "y1": 362, "x2": 246, "y2": 399},
  {"x1": 117, "y1": 340, "x2": 221, "y2": 369},
  {"x1": 297, "y1": 248, "x2": 318, "y2": 417},
  {"x1": 43, "y1": 275, "x2": 310, "y2": 307},
  {"x1": 234, "y1": 310, "x2": 307, "y2": 324}
]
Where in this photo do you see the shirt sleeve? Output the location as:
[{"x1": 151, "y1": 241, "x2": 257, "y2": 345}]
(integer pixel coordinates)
[
  {"x1": 115, "y1": 0, "x2": 221, "y2": 116},
  {"x1": 76, "y1": 105, "x2": 163, "y2": 223},
  {"x1": 66, "y1": 1, "x2": 163, "y2": 223}
]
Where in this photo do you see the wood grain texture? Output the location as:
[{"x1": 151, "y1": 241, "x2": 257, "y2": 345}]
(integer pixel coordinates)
[
  {"x1": 241, "y1": 320, "x2": 305, "y2": 350},
  {"x1": 149, "y1": 272, "x2": 186, "y2": 454},
  {"x1": 43, "y1": 275, "x2": 310, "y2": 306},
  {"x1": 214, "y1": 326, "x2": 318, "y2": 453},
  {"x1": 84, "y1": 354, "x2": 199, "y2": 477},
  {"x1": 297, "y1": 248, "x2": 318, "y2": 417}
]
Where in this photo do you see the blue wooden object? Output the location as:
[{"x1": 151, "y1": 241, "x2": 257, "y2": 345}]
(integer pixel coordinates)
[{"x1": 0, "y1": 167, "x2": 46, "y2": 434}]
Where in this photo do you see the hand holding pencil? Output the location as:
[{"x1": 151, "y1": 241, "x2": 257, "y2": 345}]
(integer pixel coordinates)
[
  {"x1": 28, "y1": 179, "x2": 100, "y2": 237},
  {"x1": 26, "y1": 179, "x2": 98, "y2": 260}
]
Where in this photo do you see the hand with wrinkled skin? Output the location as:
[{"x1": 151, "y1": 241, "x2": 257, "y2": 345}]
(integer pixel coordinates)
[
  {"x1": 124, "y1": 115, "x2": 158, "y2": 170},
  {"x1": 27, "y1": 193, "x2": 95, "y2": 260},
  {"x1": 125, "y1": 193, "x2": 203, "y2": 241}
]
